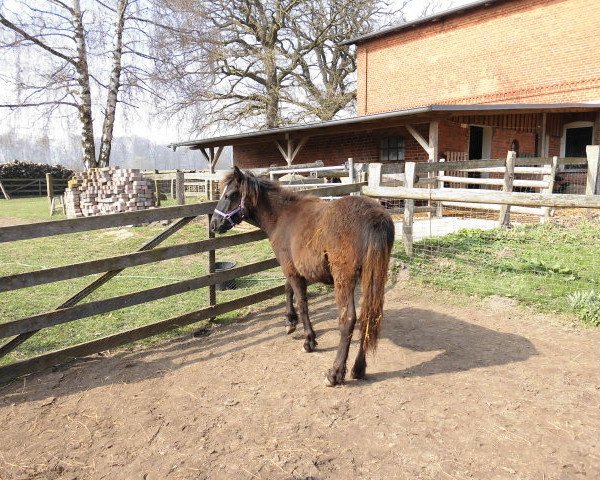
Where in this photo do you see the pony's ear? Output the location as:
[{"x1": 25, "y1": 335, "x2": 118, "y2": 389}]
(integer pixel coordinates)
[{"x1": 233, "y1": 166, "x2": 244, "y2": 182}]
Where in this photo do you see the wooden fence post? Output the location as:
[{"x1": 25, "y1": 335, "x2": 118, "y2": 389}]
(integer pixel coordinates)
[
  {"x1": 368, "y1": 163, "x2": 382, "y2": 188},
  {"x1": 541, "y1": 156, "x2": 558, "y2": 223},
  {"x1": 208, "y1": 214, "x2": 216, "y2": 322},
  {"x1": 586, "y1": 145, "x2": 600, "y2": 195},
  {"x1": 403, "y1": 162, "x2": 416, "y2": 256},
  {"x1": 498, "y1": 151, "x2": 516, "y2": 227},
  {"x1": 45, "y1": 173, "x2": 54, "y2": 204},
  {"x1": 176, "y1": 170, "x2": 185, "y2": 205},
  {"x1": 435, "y1": 158, "x2": 445, "y2": 218}
]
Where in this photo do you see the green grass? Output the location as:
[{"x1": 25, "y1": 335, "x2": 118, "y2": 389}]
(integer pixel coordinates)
[
  {"x1": 0, "y1": 197, "x2": 283, "y2": 366},
  {"x1": 394, "y1": 218, "x2": 600, "y2": 325}
]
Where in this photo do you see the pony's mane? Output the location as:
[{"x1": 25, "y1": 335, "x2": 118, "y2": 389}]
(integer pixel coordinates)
[{"x1": 222, "y1": 169, "x2": 300, "y2": 207}]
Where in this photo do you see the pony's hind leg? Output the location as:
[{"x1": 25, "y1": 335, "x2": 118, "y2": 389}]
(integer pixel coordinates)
[
  {"x1": 284, "y1": 280, "x2": 298, "y2": 334},
  {"x1": 351, "y1": 343, "x2": 367, "y2": 380},
  {"x1": 325, "y1": 279, "x2": 357, "y2": 386},
  {"x1": 287, "y1": 276, "x2": 317, "y2": 352}
]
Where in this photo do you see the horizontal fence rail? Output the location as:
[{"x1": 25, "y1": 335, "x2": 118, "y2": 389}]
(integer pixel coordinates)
[
  {"x1": 0, "y1": 182, "x2": 359, "y2": 384},
  {"x1": 362, "y1": 186, "x2": 600, "y2": 208}
]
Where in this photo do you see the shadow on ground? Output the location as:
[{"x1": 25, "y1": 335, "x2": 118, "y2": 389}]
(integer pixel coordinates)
[{"x1": 1, "y1": 297, "x2": 537, "y2": 404}]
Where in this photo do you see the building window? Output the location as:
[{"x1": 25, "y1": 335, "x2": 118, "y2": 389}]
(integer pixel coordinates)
[
  {"x1": 380, "y1": 136, "x2": 405, "y2": 161},
  {"x1": 561, "y1": 121, "x2": 593, "y2": 171}
]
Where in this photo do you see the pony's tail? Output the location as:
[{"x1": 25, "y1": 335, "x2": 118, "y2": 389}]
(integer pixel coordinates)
[{"x1": 359, "y1": 217, "x2": 395, "y2": 353}]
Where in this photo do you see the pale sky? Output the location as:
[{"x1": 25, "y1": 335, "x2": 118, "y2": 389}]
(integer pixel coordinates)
[{"x1": 0, "y1": 0, "x2": 472, "y2": 146}]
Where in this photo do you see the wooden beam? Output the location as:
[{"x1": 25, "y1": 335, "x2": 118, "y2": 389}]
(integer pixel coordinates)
[
  {"x1": 0, "y1": 202, "x2": 217, "y2": 243},
  {"x1": 428, "y1": 121, "x2": 439, "y2": 161},
  {"x1": 362, "y1": 186, "x2": 600, "y2": 208},
  {"x1": 0, "y1": 216, "x2": 196, "y2": 358},
  {"x1": 406, "y1": 125, "x2": 433, "y2": 155},
  {"x1": 0, "y1": 230, "x2": 268, "y2": 293},
  {"x1": 275, "y1": 140, "x2": 289, "y2": 164},
  {"x1": 0, "y1": 259, "x2": 280, "y2": 339},
  {"x1": 291, "y1": 137, "x2": 309, "y2": 163},
  {"x1": 0, "y1": 284, "x2": 287, "y2": 384}
]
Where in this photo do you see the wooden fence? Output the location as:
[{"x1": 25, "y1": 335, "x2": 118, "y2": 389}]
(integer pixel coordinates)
[
  {"x1": 0, "y1": 177, "x2": 68, "y2": 198},
  {"x1": 364, "y1": 153, "x2": 600, "y2": 255},
  {"x1": 0, "y1": 182, "x2": 361, "y2": 383}
]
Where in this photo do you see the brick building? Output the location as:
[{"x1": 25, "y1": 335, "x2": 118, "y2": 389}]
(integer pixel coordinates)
[{"x1": 173, "y1": 0, "x2": 600, "y2": 184}]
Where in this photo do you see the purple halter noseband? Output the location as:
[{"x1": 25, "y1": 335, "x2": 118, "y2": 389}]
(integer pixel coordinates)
[{"x1": 214, "y1": 196, "x2": 246, "y2": 227}]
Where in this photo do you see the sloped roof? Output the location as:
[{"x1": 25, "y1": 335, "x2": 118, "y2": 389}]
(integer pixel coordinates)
[
  {"x1": 341, "y1": 0, "x2": 506, "y2": 46},
  {"x1": 169, "y1": 103, "x2": 600, "y2": 150}
]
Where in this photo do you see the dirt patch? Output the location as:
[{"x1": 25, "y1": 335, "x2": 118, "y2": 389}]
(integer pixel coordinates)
[
  {"x1": 1, "y1": 284, "x2": 600, "y2": 479},
  {"x1": 0, "y1": 217, "x2": 30, "y2": 227}
]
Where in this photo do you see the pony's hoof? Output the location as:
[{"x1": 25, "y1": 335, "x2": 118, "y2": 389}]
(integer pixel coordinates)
[
  {"x1": 286, "y1": 324, "x2": 297, "y2": 335},
  {"x1": 303, "y1": 339, "x2": 317, "y2": 353},
  {"x1": 324, "y1": 376, "x2": 337, "y2": 387},
  {"x1": 325, "y1": 368, "x2": 345, "y2": 386},
  {"x1": 351, "y1": 366, "x2": 366, "y2": 380}
]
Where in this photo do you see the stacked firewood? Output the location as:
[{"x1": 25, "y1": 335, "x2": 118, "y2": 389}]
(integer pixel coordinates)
[{"x1": 64, "y1": 167, "x2": 156, "y2": 218}]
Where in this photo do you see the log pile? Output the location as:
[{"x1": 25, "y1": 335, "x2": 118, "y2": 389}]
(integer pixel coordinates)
[{"x1": 64, "y1": 167, "x2": 156, "y2": 218}]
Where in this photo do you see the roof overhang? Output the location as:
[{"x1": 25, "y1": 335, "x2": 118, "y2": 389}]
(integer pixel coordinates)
[
  {"x1": 169, "y1": 103, "x2": 600, "y2": 151},
  {"x1": 341, "y1": 0, "x2": 507, "y2": 46}
]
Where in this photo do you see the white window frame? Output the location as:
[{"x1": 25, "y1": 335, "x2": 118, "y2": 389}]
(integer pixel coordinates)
[{"x1": 560, "y1": 121, "x2": 593, "y2": 172}]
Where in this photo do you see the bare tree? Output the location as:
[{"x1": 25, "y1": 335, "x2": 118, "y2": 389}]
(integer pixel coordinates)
[
  {"x1": 153, "y1": 0, "x2": 414, "y2": 131},
  {"x1": 0, "y1": 0, "x2": 158, "y2": 168},
  {"x1": 285, "y1": 0, "x2": 408, "y2": 122}
]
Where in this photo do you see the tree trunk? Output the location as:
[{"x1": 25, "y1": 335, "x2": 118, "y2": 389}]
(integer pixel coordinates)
[
  {"x1": 98, "y1": 0, "x2": 128, "y2": 168},
  {"x1": 72, "y1": 0, "x2": 96, "y2": 169},
  {"x1": 263, "y1": 49, "x2": 279, "y2": 129}
]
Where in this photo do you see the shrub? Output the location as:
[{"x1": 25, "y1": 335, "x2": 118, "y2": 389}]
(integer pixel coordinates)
[
  {"x1": 0, "y1": 160, "x2": 74, "y2": 179},
  {"x1": 567, "y1": 291, "x2": 600, "y2": 327}
]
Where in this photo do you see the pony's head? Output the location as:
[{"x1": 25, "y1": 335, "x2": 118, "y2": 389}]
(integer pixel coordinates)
[{"x1": 210, "y1": 166, "x2": 263, "y2": 233}]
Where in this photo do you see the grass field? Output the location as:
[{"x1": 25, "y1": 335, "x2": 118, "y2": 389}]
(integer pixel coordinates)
[
  {"x1": 0, "y1": 197, "x2": 282, "y2": 366},
  {"x1": 1, "y1": 197, "x2": 599, "y2": 367},
  {"x1": 394, "y1": 216, "x2": 600, "y2": 326}
]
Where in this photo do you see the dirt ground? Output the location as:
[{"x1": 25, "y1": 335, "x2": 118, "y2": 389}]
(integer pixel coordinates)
[{"x1": 1, "y1": 283, "x2": 600, "y2": 480}]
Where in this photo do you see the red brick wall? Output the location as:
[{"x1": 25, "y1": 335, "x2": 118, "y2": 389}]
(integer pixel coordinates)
[
  {"x1": 234, "y1": 126, "x2": 434, "y2": 168},
  {"x1": 357, "y1": 0, "x2": 600, "y2": 114},
  {"x1": 491, "y1": 128, "x2": 536, "y2": 158}
]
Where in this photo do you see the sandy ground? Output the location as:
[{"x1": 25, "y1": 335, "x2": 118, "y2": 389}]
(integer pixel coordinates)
[
  {"x1": 398, "y1": 217, "x2": 498, "y2": 241},
  {"x1": 1, "y1": 283, "x2": 600, "y2": 480}
]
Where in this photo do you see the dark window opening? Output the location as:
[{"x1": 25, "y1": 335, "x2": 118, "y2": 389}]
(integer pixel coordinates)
[
  {"x1": 564, "y1": 126, "x2": 592, "y2": 170},
  {"x1": 468, "y1": 126, "x2": 483, "y2": 188},
  {"x1": 380, "y1": 136, "x2": 405, "y2": 161}
]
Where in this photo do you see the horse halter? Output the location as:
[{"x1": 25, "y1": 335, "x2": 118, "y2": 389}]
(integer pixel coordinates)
[{"x1": 214, "y1": 196, "x2": 246, "y2": 227}]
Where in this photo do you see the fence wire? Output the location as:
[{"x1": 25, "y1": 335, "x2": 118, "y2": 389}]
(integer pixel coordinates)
[{"x1": 389, "y1": 181, "x2": 600, "y2": 326}]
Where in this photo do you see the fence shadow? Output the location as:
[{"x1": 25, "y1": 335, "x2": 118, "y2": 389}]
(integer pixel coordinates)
[{"x1": 0, "y1": 294, "x2": 337, "y2": 405}]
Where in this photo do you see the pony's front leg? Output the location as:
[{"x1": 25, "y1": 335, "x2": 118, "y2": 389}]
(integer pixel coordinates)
[
  {"x1": 287, "y1": 276, "x2": 317, "y2": 352},
  {"x1": 325, "y1": 280, "x2": 357, "y2": 387},
  {"x1": 284, "y1": 280, "x2": 298, "y2": 334}
]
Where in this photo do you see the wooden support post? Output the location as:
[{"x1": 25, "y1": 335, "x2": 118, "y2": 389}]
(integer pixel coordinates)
[
  {"x1": 541, "y1": 156, "x2": 558, "y2": 223},
  {"x1": 403, "y1": 162, "x2": 416, "y2": 256},
  {"x1": 436, "y1": 158, "x2": 445, "y2": 218},
  {"x1": 498, "y1": 151, "x2": 516, "y2": 227},
  {"x1": 348, "y1": 158, "x2": 357, "y2": 195},
  {"x1": 208, "y1": 214, "x2": 216, "y2": 322},
  {"x1": 46, "y1": 173, "x2": 54, "y2": 204},
  {"x1": 176, "y1": 170, "x2": 185, "y2": 205},
  {"x1": 586, "y1": 145, "x2": 600, "y2": 195},
  {"x1": 154, "y1": 180, "x2": 161, "y2": 207},
  {"x1": 0, "y1": 180, "x2": 11, "y2": 200},
  {"x1": 170, "y1": 178, "x2": 175, "y2": 199},
  {"x1": 368, "y1": 163, "x2": 382, "y2": 188},
  {"x1": 428, "y1": 121, "x2": 440, "y2": 218}
]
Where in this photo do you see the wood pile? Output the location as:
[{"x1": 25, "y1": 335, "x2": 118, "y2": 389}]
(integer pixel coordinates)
[{"x1": 64, "y1": 167, "x2": 156, "y2": 218}]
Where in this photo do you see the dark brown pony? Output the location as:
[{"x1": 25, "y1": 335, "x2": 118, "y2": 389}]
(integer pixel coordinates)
[{"x1": 210, "y1": 167, "x2": 394, "y2": 386}]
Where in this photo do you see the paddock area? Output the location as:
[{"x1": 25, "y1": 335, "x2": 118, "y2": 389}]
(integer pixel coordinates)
[{"x1": 2, "y1": 282, "x2": 599, "y2": 480}]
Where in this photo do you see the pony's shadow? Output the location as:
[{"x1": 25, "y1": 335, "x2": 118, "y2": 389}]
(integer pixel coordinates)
[{"x1": 362, "y1": 307, "x2": 537, "y2": 383}]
